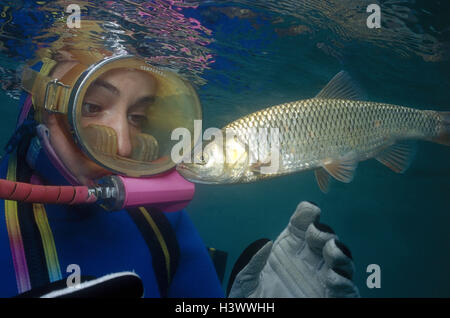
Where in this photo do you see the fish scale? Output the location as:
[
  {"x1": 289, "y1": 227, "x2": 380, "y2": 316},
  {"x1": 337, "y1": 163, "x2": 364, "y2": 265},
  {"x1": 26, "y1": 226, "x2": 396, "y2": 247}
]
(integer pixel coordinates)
[{"x1": 225, "y1": 99, "x2": 439, "y2": 180}]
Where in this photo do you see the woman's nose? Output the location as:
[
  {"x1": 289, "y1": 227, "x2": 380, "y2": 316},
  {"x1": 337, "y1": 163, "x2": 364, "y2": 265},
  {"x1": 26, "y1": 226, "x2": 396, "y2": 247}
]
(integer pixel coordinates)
[{"x1": 110, "y1": 117, "x2": 133, "y2": 158}]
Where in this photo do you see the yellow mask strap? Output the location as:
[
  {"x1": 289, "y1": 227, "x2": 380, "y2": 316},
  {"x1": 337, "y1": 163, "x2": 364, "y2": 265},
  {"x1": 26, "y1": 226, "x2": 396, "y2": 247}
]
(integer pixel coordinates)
[{"x1": 21, "y1": 65, "x2": 71, "y2": 116}]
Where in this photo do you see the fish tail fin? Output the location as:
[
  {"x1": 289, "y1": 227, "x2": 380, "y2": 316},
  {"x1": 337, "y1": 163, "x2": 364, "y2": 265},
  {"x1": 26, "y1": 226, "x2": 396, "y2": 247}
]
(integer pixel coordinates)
[{"x1": 432, "y1": 111, "x2": 450, "y2": 146}]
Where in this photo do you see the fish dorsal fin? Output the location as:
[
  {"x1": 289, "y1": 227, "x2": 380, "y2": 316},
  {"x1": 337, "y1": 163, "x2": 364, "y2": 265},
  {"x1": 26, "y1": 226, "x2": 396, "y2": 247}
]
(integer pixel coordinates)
[
  {"x1": 315, "y1": 167, "x2": 331, "y2": 193},
  {"x1": 322, "y1": 156, "x2": 358, "y2": 183},
  {"x1": 375, "y1": 141, "x2": 416, "y2": 173},
  {"x1": 315, "y1": 71, "x2": 366, "y2": 100}
]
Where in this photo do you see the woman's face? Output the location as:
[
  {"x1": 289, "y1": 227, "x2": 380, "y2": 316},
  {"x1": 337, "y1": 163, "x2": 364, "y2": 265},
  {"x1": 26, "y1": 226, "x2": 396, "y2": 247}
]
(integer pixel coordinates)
[
  {"x1": 81, "y1": 68, "x2": 156, "y2": 157},
  {"x1": 44, "y1": 62, "x2": 157, "y2": 186}
]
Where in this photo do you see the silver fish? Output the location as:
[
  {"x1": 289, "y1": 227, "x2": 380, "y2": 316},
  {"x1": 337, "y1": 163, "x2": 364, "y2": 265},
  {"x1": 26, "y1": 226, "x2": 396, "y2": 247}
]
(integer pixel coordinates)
[{"x1": 177, "y1": 71, "x2": 449, "y2": 192}]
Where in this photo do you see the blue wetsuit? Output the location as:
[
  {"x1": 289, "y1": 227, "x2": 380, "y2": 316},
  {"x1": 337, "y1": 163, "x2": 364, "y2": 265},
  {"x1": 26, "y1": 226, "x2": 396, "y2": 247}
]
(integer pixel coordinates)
[{"x1": 0, "y1": 152, "x2": 224, "y2": 298}]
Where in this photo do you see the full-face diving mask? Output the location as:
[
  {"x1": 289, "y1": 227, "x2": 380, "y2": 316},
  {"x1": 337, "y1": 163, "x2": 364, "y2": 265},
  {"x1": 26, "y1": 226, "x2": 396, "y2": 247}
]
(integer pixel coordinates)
[
  {"x1": 21, "y1": 52, "x2": 202, "y2": 178},
  {"x1": 5, "y1": 51, "x2": 200, "y2": 212}
]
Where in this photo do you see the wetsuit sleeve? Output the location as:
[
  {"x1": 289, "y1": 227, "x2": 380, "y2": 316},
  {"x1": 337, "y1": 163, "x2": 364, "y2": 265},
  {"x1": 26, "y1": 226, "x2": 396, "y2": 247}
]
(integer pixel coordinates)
[{"x1": 166, "y1": 210, "x2": 225, "y2": 298}]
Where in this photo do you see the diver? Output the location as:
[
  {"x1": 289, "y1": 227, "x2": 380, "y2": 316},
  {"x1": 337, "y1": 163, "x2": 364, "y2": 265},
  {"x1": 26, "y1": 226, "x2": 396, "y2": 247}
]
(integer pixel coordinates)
[{"x1": 0, "y1": 42, "x2": 359, "y2": 298}]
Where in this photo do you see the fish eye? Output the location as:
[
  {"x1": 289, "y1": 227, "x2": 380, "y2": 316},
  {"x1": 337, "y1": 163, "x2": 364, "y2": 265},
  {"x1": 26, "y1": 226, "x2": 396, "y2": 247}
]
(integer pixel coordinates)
[{"x1": 196, "y1": 152, "x2": 208, "y2": 165}]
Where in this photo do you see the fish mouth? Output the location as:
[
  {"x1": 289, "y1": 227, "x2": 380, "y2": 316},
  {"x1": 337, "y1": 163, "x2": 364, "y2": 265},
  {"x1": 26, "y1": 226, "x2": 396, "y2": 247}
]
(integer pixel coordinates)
[
  {"x1": 176, "y1": 163, "x2": 194, "y2": 177},
  {"x1": 176, "y1": 163, "x2": 221, "y2": 184},
  {"x1": 176, "y1": 163, "x2": 204, "y2": 183}
]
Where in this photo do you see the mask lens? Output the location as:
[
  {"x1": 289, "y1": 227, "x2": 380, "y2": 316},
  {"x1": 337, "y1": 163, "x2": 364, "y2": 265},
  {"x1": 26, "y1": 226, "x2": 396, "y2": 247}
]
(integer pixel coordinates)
[{"x1": 70, "y1": 56, "x2": 201, "y2": 177}]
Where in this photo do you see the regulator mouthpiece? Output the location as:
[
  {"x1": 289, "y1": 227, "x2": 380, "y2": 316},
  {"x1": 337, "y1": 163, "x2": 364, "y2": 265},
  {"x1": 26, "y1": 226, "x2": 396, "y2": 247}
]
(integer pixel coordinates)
[{"x1": 94, "y1": 170, "x2": 195, "y2": 212}]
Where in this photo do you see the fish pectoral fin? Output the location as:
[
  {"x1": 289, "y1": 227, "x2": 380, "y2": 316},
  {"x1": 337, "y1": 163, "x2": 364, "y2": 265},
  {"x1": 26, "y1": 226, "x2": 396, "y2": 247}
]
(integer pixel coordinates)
[
  {"x1": 322, "y1": 157, "x2": 358, "y2": 183},
  {"x1": 315, "y1": 168, "x2": 331, "y2": 193},
  {"x1": 249, "y1": 160, "x2": 272, "y2": 174},
  {"x1": 249, "y1": 162, "x2": 262, "y2": 174},
  {"x1": 315, "y1": 71, "x2": 366, "y2": 100},
  {"x1": 375, "y1": 141, "x2": 416, "y2": 173}
]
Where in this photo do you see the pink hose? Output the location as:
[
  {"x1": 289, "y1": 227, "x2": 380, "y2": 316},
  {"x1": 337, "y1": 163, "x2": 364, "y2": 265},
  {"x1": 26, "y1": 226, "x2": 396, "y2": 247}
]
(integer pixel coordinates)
[{"x1": 0, "y1": 179, "x2": 96, "y2": 205}]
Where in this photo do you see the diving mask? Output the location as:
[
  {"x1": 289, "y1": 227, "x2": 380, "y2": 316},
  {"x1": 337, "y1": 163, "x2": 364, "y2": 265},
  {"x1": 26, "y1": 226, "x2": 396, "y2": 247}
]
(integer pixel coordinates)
[{"x1": 21, "y1": 53, "x2": 202, "y2": 177}]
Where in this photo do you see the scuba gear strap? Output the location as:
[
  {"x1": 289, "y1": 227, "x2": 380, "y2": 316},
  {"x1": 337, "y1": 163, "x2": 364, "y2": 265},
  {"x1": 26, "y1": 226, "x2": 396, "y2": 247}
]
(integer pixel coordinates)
[
  {"x1": 4, "y1": 137, "x2": 62, "y2": 293},
  {"x1": 127, "y1": 207, "x2": 180, "y2": 298}
]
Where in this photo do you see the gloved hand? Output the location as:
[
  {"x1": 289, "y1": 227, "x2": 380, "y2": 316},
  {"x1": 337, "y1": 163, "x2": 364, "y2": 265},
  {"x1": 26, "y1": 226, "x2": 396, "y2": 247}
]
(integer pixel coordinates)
[{"x1": 228, "y1": 201, "x2": 359, "y2": 298}]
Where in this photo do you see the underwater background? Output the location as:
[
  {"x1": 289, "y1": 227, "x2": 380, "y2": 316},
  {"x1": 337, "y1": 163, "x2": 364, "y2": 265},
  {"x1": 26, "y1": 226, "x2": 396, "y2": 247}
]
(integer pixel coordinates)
[{"x1": 0, "y1": 0, "x2": 449, "y2": 297}]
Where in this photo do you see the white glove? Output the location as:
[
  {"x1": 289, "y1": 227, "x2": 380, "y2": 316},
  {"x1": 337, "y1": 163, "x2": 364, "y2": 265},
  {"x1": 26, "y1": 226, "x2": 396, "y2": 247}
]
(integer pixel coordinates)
[{"x1": 229, "y1": 201, "x2": 359, "y2": 298}]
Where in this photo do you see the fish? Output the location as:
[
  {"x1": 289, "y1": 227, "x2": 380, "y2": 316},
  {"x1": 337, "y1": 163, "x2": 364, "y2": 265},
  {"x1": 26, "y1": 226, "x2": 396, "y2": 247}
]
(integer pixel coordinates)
[{"x1": 176, "y1": 71, "x2": 450, "y2": 192}]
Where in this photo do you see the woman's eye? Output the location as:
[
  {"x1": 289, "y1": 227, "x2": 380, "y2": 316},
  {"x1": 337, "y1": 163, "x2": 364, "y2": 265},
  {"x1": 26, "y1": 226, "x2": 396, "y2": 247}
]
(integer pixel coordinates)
[
  {"x1": 82, "y1": 103, "x2": 102, "y2": 116},
  {"x1": 128, "y1": 114, "x2": 147, "y2": 129}
]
